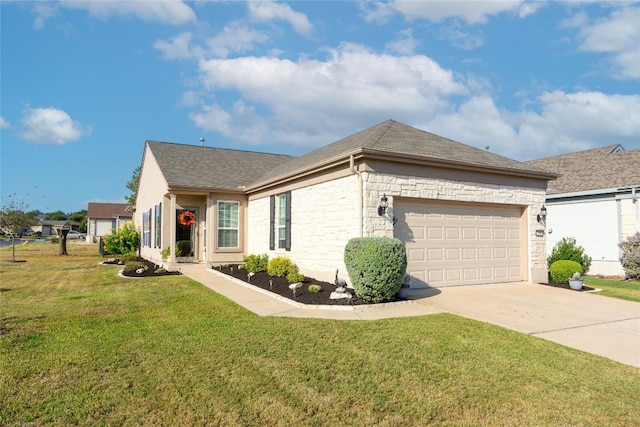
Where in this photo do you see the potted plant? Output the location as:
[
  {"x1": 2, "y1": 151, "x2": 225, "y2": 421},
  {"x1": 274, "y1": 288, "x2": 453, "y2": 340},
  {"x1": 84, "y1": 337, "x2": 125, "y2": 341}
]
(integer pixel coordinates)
[{"x1": 568, "y1": 272, "x2": 583, "y2": 290}]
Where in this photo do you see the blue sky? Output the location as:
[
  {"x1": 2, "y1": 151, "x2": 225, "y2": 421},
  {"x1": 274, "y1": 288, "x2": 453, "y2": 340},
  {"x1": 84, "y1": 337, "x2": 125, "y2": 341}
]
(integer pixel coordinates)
[{"x1": 1, "y1": 1, "x2": 639, "y2": 214}]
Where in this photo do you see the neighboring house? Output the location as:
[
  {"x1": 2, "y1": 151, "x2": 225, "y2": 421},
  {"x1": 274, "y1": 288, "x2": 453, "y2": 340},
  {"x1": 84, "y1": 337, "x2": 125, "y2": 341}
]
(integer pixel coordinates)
[
  {"x1": 28, "y1": 220, "x2": 81, "y2": 236},
  {"x1": 526, "y1": 145, "x2": 640, "y2": 277},
  {"x1": 135, "y1": 120, "x2": 556, "y2": 288},
  {"x1": 87, "y1": 202, "x2": 132, "y2": 241}
]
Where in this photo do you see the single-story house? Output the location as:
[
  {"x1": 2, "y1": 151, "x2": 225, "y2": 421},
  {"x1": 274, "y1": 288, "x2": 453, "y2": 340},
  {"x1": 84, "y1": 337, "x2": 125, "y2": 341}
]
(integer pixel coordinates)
[
  {"x1": 27, "y1": 220, "x2": 81, "y2": 236},
  {"x1": 87, "y1": 202, "x2": 132, "y2": 241},
  {"x1": 134, "y1": 120, "x2": 556, "y2": 288},
  {"x1": 526, "y1": 145, "x2": 640, "y2": 276}
]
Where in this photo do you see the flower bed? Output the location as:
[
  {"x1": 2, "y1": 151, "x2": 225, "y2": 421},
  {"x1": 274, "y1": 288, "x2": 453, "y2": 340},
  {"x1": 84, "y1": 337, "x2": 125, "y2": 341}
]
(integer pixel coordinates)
[{"x1": 216, "y1": 264, "x2": 403, "y2": 305}]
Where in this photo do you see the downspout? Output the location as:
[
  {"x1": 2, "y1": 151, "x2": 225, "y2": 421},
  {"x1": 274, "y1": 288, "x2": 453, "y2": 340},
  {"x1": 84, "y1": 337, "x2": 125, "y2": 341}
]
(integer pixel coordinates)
[{"x1": 350, "y1": 155, "x2": 363, "y2": 237}]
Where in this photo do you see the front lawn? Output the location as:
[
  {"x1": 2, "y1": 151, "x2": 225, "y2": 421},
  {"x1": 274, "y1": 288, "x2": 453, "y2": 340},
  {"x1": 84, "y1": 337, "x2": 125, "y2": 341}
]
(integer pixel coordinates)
[
  {"x1": 2, "y1": 243, "x2": 639, "y2": 426},
  {"x1": 584, "y1": 276, "x2": 640, "y2": 302}
]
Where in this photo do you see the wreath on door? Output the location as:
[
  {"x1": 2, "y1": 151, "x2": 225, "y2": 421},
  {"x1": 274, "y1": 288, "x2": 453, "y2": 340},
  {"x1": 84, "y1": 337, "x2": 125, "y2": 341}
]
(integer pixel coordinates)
[{"x1": 178, "y1": 210, "x2": 196, "y2": 227}]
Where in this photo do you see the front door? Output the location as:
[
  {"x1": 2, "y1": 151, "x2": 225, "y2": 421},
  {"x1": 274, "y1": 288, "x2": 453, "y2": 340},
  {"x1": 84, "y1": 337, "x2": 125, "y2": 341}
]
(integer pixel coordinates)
[{"x1": 176, "y1": 208, "x2": 197, "y2": 261}]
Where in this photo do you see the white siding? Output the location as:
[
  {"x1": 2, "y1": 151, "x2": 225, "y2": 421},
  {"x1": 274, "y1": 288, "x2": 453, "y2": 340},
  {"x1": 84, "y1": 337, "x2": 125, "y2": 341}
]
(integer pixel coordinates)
[
  {"x1": 135, "y1": 147, "x2": 170, "y2": 263},
  {"x1": 547, "y1": 199, "x2": 625, "y2": 276},
  {"x1": 248, "y1": 175, "x2": 360, "y2": 283}
]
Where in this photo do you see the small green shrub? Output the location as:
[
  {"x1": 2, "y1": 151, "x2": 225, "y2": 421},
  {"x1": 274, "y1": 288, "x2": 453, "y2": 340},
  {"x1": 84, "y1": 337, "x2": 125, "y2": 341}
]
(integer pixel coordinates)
[
  {"x1": 550, "y1": 260, "x2": 583, "y2": 283},
  {"x1": 619, "y1": 232, "x2": 640, "y2": 279},
  {"x1": 118, "y1": 252, "x2": 139, "y2": 264},
  {"x1": 286, "y1": 264, "x2": 305, "y2": 284},
  {"x1": 267, "y1": 256, "x2": 294, "y2": 277},
  {"x1": 344, "y1": 237, "x2": 407, "y2": 303},
  {"x1": 176, "y1": 240, "x2": 192, "y2": 257},
  {"x1": 155, "y1": 268, "x2": 168, "y2": 274},
  {"x1": 123, "y1": 261, "x2": 146, "y2": 273},
  {"x1": 50, "y1": 237, "x2": 59, "y2": 244},
  {"x1": 103, "y1": 222, "x2": 140, "y2": 255},
  {"x1": 243, "y1": 253, "x2": 269, "y2": 273},
  {"x1": 308, "y1": 284, "x2": 321, "y2": 293},
  {"x1": 547, "y1": 237, "x2": 592, "y2": 273},
  {"x1": 160, "y1": 247, "x2": 170, "y2": 260}
]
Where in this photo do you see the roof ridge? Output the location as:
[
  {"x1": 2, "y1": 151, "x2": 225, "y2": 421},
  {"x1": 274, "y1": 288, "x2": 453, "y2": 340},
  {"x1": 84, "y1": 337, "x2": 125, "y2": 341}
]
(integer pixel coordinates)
[
  {"x1": 527, "y1": 144, "x2": 622, "y2": 162},
  {"x1": 146, "y1": 140, "x2": 292, "y2": 158}
]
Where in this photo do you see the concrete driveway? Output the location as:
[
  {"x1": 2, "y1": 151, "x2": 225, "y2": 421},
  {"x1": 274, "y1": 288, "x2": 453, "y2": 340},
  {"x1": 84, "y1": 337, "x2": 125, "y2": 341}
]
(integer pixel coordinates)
[{"x1": 410, "y1": 282, "x2": 640, "y2": 368}]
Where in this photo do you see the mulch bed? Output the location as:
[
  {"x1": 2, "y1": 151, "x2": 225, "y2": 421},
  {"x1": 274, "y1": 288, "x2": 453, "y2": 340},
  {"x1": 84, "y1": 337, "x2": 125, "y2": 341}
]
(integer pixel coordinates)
[
  {"x1": 215, "y1": 264, "x2": 403, "y2": 306},
  {"x1": 540, "y1": 282, "x2": 597, "y2": 292},
  {"x1": 103, "y1": 257, "x2": 182, "y2": 278}
]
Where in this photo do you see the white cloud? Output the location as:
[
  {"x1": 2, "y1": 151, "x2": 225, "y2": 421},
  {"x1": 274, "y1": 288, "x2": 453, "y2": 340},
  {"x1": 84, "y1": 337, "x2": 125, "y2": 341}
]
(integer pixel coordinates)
[
  {"x1": 32, "y1": 4, "x2": 57, "y2": 29},
  {"x1": 248, "y1": 0, "x2": 313, "y2": 35},
  {"x1": 154, "y1": 32, "x2": 198, "y2": 60},
  {"x1": 390, "y1": 0, "x2": 527, "y2": 24},
  {"x1": 19, "y1": 107, "x2": 92, "y2": 145},
  {"x1": 205, "y1": 22, "x2": 269, "y2": 58},
  {"x1": 55, "y1": 0, "x2": 196, "y2": 26},
  {"x1": 574, "y1": 5, "x2": 640, "y2": 79},
  {"x1": 426, "y1": 90, "x2": 640, "y2": 160},
  {"x1": 439, "y1": 22, "x2": 485, "y2": 50},
  {"x1": 155, "y1": 23, "x2": 269, "y2": 60},
  {"x1": 386, "y1": 28, "x2": 420, "y2": 55},
  {"x1": 190, "y1": 43, "x2": 468, "y2": 146},
  {"x1": 0, "y1": 116, "x2": 10, "y2": 130}
]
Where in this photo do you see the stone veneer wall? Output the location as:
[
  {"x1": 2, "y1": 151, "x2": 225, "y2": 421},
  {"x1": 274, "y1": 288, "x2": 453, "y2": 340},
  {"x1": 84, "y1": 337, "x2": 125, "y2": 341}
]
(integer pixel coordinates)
[
  {"x1": 361, "y1": 172, "x2": 548, "y2": 283},
  {"x1": 247, "y1": 174, "x2": 361, "y2": 284}
]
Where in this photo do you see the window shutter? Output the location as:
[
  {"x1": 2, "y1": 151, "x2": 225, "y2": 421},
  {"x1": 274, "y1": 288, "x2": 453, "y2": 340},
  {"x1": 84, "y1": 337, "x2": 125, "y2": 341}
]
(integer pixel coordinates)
[
  {"x1": 285, "y1": 191, "x2": 291, "y2": 251},
  {"x1": 269, "y1": 195, "x2": 275, "y2": 250}
]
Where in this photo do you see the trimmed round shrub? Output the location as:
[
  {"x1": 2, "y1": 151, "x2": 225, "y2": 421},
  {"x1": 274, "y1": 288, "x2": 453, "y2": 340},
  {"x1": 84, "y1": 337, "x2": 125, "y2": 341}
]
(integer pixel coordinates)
[
  {"x1": 123, "y1": 261, "x2": 145, "y2": 273},
  {"x1": 308, "y1": 284, "x2": 321, "y2": 293},
  {"x1": 243, "y1": 253, "x2": 269, "y2": 273},
  {"x1": 619, "y1": 232, "x2": 640, "y2": 279},
  {"x1": 547, "y1": 237, "x2": 592, "y2": 273},
  {"x1": 267, "y1": 256, "x2": 294, "y2": 277},
  {"x1": 344, "y1": 237, "x2": 407, "y2": 303},
  {"x1": 550, "y1": 260, "x2": 583, "y2": 283}
]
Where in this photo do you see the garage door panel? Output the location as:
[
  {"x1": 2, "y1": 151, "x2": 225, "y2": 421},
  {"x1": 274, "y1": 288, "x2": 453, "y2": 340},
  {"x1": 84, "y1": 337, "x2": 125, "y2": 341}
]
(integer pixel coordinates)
[
  {"x1": 462, "y1": 248, "x2": 476, "y2": 260},
  {"x1": 427, "y1": 227, "x2": 442, "y2": 239},
  {"x1": 408, "y1": 249, "x2": 425, "y2": 262},
  {"x1": 395, "y1": 200, "x2": 524, "y2": 288}
]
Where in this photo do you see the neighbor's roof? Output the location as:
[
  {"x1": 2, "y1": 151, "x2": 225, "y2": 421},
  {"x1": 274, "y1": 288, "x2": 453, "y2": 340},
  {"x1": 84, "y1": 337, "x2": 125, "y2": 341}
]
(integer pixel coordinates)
[
  {"x1": 145, "y1": 141, "x2": 293, "y2": 191},
  {"x1": 87, "y1": 202, "x2": 132, "y2": 219},
  {"x1": 525, "y1": 144, "x2": 640, "y2": 195},
  {"x1": 250, "y1": 119, "x2": 555, "y2": 188}
]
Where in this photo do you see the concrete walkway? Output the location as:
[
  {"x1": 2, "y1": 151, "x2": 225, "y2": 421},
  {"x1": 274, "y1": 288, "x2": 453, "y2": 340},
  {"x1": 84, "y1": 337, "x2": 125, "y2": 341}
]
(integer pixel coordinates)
[{"x1": 179, "y1": 264, "x2": 640, "y2": 368}]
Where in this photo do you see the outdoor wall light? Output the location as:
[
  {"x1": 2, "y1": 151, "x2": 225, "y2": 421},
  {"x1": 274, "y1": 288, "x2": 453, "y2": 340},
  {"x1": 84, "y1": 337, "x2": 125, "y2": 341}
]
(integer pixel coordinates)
[
  {"x1": 378, "y1": 194, "x2": 388, "y2": 216},
  {"x1": 537, "y1": 205, "x2": 547, "y2": 226}
]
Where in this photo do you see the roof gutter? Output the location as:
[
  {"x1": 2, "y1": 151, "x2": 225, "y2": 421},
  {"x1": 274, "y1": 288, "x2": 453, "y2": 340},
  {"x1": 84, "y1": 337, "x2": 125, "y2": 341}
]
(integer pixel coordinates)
[
  {"x1": 546, "y1": 185, "x2": 640, "y2": 200},
  {"x1": 350, "y1": 154, "x2": 363, "y2": 237}
]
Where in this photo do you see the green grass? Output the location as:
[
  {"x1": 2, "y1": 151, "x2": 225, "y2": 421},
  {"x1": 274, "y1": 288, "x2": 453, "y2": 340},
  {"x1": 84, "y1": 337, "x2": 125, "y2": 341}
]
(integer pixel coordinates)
[
  {"x1": 2, "y1": 243, "x2": 639, "y2": 426},
  {"x1": 584, "y1": 276, "x2": 640, "y2": 302}
]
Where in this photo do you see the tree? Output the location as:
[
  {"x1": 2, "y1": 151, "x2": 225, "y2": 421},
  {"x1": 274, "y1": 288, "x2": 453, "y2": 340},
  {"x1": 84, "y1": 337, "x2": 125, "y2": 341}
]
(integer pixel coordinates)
[
  {"x1": 125, "y1": 166, "x2": 140, "y2": 206},
  {"x1": 0, "y1": 196, "x2": 36, "y2": 262},
  {"x1": 46, "y1": 210, "x2": 67, "y2": 220}
]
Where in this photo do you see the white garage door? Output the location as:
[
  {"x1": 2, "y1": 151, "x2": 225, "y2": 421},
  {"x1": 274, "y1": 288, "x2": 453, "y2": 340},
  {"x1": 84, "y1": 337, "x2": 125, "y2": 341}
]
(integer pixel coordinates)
[{"x1": 394, "y1": 200, "x2": 525, "y2": 288}]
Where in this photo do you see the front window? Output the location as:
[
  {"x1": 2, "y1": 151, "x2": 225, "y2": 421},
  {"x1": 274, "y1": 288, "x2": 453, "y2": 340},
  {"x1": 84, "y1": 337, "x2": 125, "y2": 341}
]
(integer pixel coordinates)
[
  {"x1": 142, "y1": 209, "x2": 152, "y2": 247},
  {"x1": 217, "y1": 201, "x2": 239, "y2": 248},
  {"x1": 278, "y1": 194, "x2": 287, "y2": 249}
]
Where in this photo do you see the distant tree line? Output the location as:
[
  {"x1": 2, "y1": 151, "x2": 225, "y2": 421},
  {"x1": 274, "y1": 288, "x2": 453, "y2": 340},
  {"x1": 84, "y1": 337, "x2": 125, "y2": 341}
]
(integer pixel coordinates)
[{"x1": 25, "y1": 209, "x2": 88, "y2": 232}]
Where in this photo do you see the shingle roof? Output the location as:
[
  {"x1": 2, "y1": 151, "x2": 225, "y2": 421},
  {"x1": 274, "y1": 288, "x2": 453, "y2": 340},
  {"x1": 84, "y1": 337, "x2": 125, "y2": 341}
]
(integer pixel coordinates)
[
  {"x1": 146, "y1": 120, "x2": 555, "y2": 193},
  {"x1": 525, "y1": 145, "x2": 640, "y2": 194},
  {"x1": 145, "y1": 141, "x2": 293, "y2": 190},
  {"x1": 252, "y1": 119, "x2": 554, "y2": 186},
  {"x1": 87, "y1": 203, "x2": 132, "y2": 219}
]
